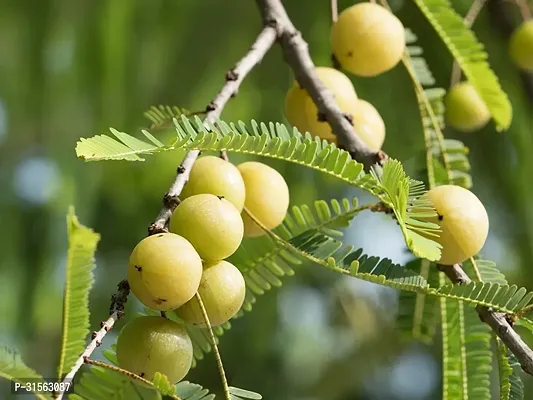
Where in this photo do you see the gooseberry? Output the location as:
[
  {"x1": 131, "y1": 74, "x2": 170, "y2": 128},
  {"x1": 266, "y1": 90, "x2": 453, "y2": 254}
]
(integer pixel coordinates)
[{"x1": 444, "y1": 82, "x2": 490, "y2": 133}]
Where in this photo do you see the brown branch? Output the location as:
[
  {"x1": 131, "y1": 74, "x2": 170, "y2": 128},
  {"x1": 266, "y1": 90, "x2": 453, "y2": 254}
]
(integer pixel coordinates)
[
  {"x1": 148, "y1": 26, "x2": 277, "y2": 235},
  {"x1": 55, "y1": 280, "x2": 130, "y2": 400},
  {"x1": 255, "y1": 0, "x2": 388, "y2": 173},
  {"x1": 438, "y1": 264, "x2": 533, "y2": 376},
  {"x1": 56, "y1": 26, "x2": 277, "y2": 400}
]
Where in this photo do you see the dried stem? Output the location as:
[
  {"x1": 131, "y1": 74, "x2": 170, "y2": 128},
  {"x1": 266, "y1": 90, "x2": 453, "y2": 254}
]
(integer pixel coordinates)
[
  {"x1": 256, "y1": 0, "x2": 388, "y2": 173},
  {"x1": 450, "y1": 0, "x2": 488, "y2": 86},
  {"x1": 438, "y1": 264, "x2": 533, "y2": 376},
  {"x1": 330, "y1": 0, "x2": 338, "y2": 22}
]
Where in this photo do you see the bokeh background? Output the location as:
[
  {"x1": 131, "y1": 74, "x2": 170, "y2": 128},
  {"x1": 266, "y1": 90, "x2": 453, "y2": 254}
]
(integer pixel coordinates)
[{"x1": 0, "y1": 0, "x2": 532, "y2": 399}]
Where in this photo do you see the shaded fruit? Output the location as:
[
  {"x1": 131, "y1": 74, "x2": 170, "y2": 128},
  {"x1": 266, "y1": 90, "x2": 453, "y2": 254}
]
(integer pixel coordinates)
[
  {"x1": 181, "y1": 156, "x2": 246, "y2": 211},
  {"x1": 444, "y1": 82, "x2": 490, "y2": 133},
  {"x1": 169, "y1": 194, "x2": 244, "y2": 261},
  {"x1": 175, "y1": 260, "x2": 246, "y2": 327},
  {"x1": 116, "y1": 316, "x2": 193, "y2": 384},
  {"x1": 427, "y1": 185, "x2": 489, "y2": 265},
  {"x1": 347, "y1": 99, "x2": 386, "y2": 151},
  {"x1": 238, "y1": 161, "x2": 290, "y2": 237},
  {"x1": 284, "y1": 67, "x2": 358, "y2": 140},
  {"x1": 331, "y1": 3, "x2": 405, "y2": 77},
  {"x1": 127, "y1": 233, "x2": 202, "y2": 311},
  {"x1": 509, "y1": 20, "x2": 533, "y2": 71}
]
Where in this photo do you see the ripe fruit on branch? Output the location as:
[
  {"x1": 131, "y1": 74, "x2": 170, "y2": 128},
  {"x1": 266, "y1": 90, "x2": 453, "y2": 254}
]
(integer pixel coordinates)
[
  {"x1": 127, "y1": 233, "x2": 202, "y2": 311},
  {"x1": 330, "y1": 3, "x2": 406, "y2": 77},
  {"x1": 169, "y1": 193, "x2": 244, "y2": 261},
  {"x1": 238, "y1": 161, "x2": 290, "y2": 237},
  {"x1": 444, "y1": 82, "x2": 490, "y2": 133},
  {"x1": 509, "y1": 20, "x2": 533, "y2": 71},
  {"x1": 116, "y1": 316, "x2": 193, "y2": 384},
  {"x1": 181, "y1": 155, "x2": 246, "y2": 211},
  {"x1": 175, "y1": 260, "x2": 246, "y2": 327},
  {"x1": 284, "y1": 67, "x2": 358, "y2": 141},
  {"x1": 346, "y1": 99, "x2": 385, "y2": 152},
  {"x1": 426, "y1": 185, "x2": 489, "y2": 266}
]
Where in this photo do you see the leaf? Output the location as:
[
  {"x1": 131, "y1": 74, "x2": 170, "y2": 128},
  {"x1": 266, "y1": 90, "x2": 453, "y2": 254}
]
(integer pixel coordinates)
[
  {"x1": 75, "y1": 115, "x2": 442, "y2": 261},
  {"x1": 152, "y1": 373, "x2": 177, "y2": 396},
  {"x1": 0, "y1": 347, "x2": 54, "y2": 400},
  {"x1": 144, "y1": 105, "x2": 190, "y2": 130},
  {"x1": 58, "y1": 207, "x2": 101, "y2": 379},
  {"x1": 229, "y1": 386, "x2": 262, "y2": 400},
  {"x1": 496, "y1": 337, "x2": 525, "y2": 400},
  {"x1": 413, "y1": 0, "x2": 513, "y2": 130}
]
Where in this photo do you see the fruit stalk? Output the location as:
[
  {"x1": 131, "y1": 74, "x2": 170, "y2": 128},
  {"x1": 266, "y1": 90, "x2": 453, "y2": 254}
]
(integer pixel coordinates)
[
  {"x1": 148, "y1": 25, "x2": 277, "y2": 235},
  {"x1": 256, "y1": 0, "x2": 388, "y2": 172},
  {"x1": 56, "y1": 27, "x2": 277, "y2": 400},
  {"x1": 438, "y1": 264, "x2": 533, "y2": 376}
]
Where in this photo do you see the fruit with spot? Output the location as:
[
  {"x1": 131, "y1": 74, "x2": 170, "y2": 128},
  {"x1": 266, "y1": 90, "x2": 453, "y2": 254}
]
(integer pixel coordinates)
[
  {"x1": 169, "y1": 193, "x2": 244, "y2": 261},
  {"x1": 330, "y1": 3, "x2": 406, "y2": 77},
  {"x1": 426, "y1": 185, "x2": 489, "y2": 265},
  {"x1": 127, "y1": 233, "x2": 202, "y2": 311},
  {"x1": 175, "y1": 260, "x2": 246, "y2": 327},
  {"x1": 116, "y1": 316, "x2": 193, "y2": 383},
  {"x1": 238, "y1": 161, "x2": 290, "y2": 237},
  {"x1": 444, "y1": 82, "x2": 490, "y2": 133},
  {"x1": 181, "y1": 155, "x2": 246, "y2": 211}
]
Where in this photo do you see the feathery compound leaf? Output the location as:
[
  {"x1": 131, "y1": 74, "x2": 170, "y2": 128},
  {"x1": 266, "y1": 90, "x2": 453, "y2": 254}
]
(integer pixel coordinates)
[
  {"x1": 0, "y1": 347, "x2": 53, "y2": 400},
  {"x1": 144, "y1": 105, "x2": 190, "y2": 130},
  {"x1": 413, "y1": 0, "x2": 512, "y2": 130},
  {"x1": 496, "y1": 337, "x2": 525, "y2": 400},
  {"x1": 464, "y1": 307, "x2": 492, "y2": 400},
  {"x1": 75, "y1": 115, "x2": 442, "y2": 261},
  {"x1": 57, "y1": 208, "x2": 100, "y2": 380}
]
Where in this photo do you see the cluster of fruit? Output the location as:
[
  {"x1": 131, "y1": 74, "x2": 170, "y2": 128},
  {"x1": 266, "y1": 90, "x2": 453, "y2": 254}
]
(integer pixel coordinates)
[
  {"x1": 284, "y1": 3, "x2": 405, "y2": 151},
  {"x1": 116, "y1": 156, "x2": 290, "y2": 383}
]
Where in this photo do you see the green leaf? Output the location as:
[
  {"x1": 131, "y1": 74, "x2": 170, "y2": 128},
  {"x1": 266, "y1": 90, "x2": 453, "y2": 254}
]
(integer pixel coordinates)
[
  {"x1": 496, "y1": 337, "x2": 525, "y2": 400},
  {"x1": 144, "y1": 105, "x2": 190, "y2": 131},
  {"x1": 75, "y1": 115, "x2": 442, "y2": 261},
  {"x1": 152, "y1": 373, "x2": 176, "y2": 396},
  {"x1": 58, "y1": 207, "x2": 101, "y2": 379},
  {"x1": 0, "y1": 347, "x2": 54, "y2": 400},
  {"x1": 229, "y1": 386, "x2": 262, "y2": 400},
  {"x1": 413, "y1": 0, "x2": 513, "y2": 130}
]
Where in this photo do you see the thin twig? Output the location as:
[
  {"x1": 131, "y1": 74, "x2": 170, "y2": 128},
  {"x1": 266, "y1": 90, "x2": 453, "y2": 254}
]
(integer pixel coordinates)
[
  {"x1": 330, "y1": 0, "x2": 338, "y2": 22},
  {"x1": 56, "y1": 26, "x2": 277, "y2": 400},
  {"x1": 438, "y1": 264, "x2": 533, "y2": 376},
  {"x1": 515, "y1": 0, "x2": 533, "y2": 19},
  {"x1": 256, "y1": 0, "x2": 388, "y2": 173},
  {"x1": 55, "y1": 280, "x2": 130, "y2": 400},
  {"x1": 195, "y1": 293, "x2": 230, "y2": 399},
  {"x1": 148, "y1": 26, "x2": 277, "y2": 235},
  {"x1": 450, "y1": 0, "x2": 488, "y2": 86}
]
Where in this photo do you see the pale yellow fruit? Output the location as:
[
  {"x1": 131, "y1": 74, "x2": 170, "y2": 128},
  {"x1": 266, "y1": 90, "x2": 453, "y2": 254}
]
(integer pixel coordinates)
[
  {"x1": 348, "y1": 99, "x2": 386, "y2": 151},
  {"x1": 444, "y1": 82, "x2": 490, "y2": 133},
  {"x1": 116, "y1": 316, "x2": 193, "y2": 383},
  {"x1": 284, "y1": 67, "x2": 358, "y2": 140},
  {"x1": 238, "y1": 161, "x2": 290, "y2": 237},
  {"x1": 181, "y1": 156, "x2": 246, "y2": 211},
  {"x1": 175, "y1": 260, "x2": 246, "y2": 327},
  {"x1": 331, "y1": 3, "x2": 406, "y2": 77},
  {"x1": 169, "y1": 194, "x2": 244, "y2": 261},
  {"x1": 127, "y1": 233, "x2": 202, "y2": 311},
  {"x1": 509, "y1": 20, "x2": 533, "y2": 71},
  {"x1": 427, "y1": 185, "x2": 489, "y2": 265}
]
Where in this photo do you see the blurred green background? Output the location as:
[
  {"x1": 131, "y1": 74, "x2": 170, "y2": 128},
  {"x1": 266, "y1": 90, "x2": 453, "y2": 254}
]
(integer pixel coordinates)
[{"x1": 0, "y1": 0, "x2": 532, "y2": 399}]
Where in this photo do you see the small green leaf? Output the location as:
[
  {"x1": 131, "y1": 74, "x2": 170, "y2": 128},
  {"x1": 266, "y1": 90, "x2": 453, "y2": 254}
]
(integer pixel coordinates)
[{"x1": 229, "y1": 386, "x2": 262, "y2": 399}]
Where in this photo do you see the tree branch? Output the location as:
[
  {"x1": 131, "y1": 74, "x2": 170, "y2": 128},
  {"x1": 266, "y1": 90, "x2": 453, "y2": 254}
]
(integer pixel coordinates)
[
  {"x1": 255, "y1": 0, "x2": 388, "y2": 173},
  {"x1": 56, "y1": 27, "x2": 277, "y2": 400},
  {"x1": 148, "y1": 26, "x2": 277, "y2": 235},
  {"x1": 438, "y1": 264, "x2": 533, "y2": 376}
]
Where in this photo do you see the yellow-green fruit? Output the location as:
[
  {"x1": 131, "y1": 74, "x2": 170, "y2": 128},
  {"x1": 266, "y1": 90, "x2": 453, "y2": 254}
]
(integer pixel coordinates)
[
  {"x1": 509, "y1": 20, "x2": 533, "y2": 71},
  {"x1": 181, "y1": 156, "x2": 246, "y2": 211},
  {"x1": 348, "y1": 99, "x2": 386, "y2": 151},
  {"x1": 284, "y1": 67, "x2": 358, "y2": 140},
  {"x1": 116, "y1": 316, "x2": 193, "y2": 383},
  {"x1": 238, "y1": 161, "x2": 290, "y2": 237},
  {"x1": 175, "y1": 260, "x2": 246, "y2": 327},
  {"x1": 169, "y1": 194, "x2": 244, "y2": 261},
  {"x1": 444, "y1": 82, "x2": 490, "y2": 133},
  {"x1": 331, "y1": 3, "x2": 406, "y2": 77},
  {"x1": 127, "y1": 233, "x2": 202, "y2": 311},
  {"x1": 427, "y1": 185, "x2": 489, "y2": 266}
]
